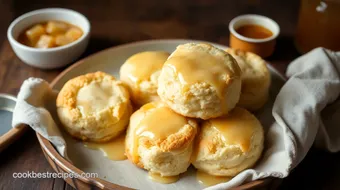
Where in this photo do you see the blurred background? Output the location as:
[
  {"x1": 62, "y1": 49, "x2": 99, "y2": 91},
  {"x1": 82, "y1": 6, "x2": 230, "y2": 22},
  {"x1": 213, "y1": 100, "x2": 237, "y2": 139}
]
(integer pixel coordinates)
[
  {"x1": 0, "y1": 0, "x2": 301, "y2": 64},
  {"x1": 0, "y1": 0, "x2": 299, "y2": 43}
]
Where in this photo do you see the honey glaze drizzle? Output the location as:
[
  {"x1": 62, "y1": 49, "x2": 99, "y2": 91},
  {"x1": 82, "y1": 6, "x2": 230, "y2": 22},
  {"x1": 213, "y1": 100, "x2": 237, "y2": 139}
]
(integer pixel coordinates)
[
  {"x1": 125, "y1": 51, "x2": 170, "y2": 83},
  {"x1": 84, "y1": 133, "x2": 127, "y2": 161},
  {"x1": 209, "y1": 108, "x2": 257, "y2": 152},
  {"x1": 148, "y1": 172, "x2": 179, "y2": 184},
  {"x1": 76, "y1": 80, "x2": 114, "y2": 115},
  {"x1": 131, "y1": 102, "x2": 187, "y2": 163},
  {"x1": 165, "y1": 50, "x2": 233, "y2": 98},
  {"x1": 121, "y1": 52, "x2": 170, "y2": 100},
  {"x1": 196, "y1": 170, "x2": 231, "y2": 187}
]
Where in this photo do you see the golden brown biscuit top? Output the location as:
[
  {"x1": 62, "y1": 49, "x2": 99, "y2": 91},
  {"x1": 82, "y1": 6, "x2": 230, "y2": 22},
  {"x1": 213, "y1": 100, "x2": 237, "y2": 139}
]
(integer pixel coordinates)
[
  {"x1": 121, "y1": 51, "x2": 170, "y2": 83},
  {"x1": 164, "y1": 43, "x2": 241, "y2": 98},
  {"x1": 203, "y1": 107, "x2": 262, "y2": 153},
  {"x1": 56, "y1": 71, "x2": 130, "y2": 119},
  {"x1": 129, "y1": 102, "x2": 197, "y2": 162},
  {"x1": 225, "y1": 48, "x2": 269, "y2": 81},
  {"x1": 137, "y1": 102, "x2": 187, "y2": 141}
]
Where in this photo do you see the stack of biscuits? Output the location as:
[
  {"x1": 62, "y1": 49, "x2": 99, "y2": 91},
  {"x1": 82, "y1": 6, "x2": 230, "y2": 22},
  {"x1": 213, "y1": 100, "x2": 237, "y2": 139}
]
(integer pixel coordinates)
[{"x1": 56, "y1": 43, "x2": 271, "y2": 182}]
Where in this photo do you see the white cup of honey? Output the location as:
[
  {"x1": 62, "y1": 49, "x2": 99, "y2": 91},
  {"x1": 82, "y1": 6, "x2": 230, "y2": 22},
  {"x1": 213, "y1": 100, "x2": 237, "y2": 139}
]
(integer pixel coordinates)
[{"x1": 229, "y1": 14, "x2": 280, "y2": 58}]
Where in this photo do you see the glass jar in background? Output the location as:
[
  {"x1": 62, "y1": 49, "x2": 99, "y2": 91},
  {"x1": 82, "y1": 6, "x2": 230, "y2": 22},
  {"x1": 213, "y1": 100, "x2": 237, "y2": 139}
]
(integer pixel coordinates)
[{"x1": 295, "y1": 0, "x2": 340, "y2": 54}]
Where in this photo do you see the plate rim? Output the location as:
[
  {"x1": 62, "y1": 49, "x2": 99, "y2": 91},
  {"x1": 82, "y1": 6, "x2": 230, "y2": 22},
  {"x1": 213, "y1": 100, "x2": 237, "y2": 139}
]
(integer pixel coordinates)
[{"x1": 37, "y1": 39, "x2": 285, "y2": 190}]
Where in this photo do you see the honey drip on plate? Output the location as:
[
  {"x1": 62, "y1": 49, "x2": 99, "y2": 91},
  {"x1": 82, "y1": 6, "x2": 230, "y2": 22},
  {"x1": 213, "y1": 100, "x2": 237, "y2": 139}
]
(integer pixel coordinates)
[
  {"x1": 148, "y1": 172, "x2": 179, "y2": 184},
  {"x1": 84, "y1": 133, "x2": 126, "y2": 161},
  {"x1": 196, "y1": 170, "x2": 231, "y2": 187}
]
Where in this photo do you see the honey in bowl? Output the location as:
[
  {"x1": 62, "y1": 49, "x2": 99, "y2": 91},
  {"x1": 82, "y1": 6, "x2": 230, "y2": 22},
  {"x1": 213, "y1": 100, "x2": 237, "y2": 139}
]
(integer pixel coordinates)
[
  {"x1": 236, "y1": 24, "x2": 273, "y2": 39},
  {"x1": 18, "y1": 20, "x2": 83, "y2": 49}
]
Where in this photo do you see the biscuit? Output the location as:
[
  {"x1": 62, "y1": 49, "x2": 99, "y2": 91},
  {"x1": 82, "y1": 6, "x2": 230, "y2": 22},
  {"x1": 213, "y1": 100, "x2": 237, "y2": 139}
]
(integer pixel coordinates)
[
  {"x1": 120, "y1": 51, "x2": 170, "y2": 106},
  {"x1": 192, "y1": 107, "x2": 264, "y2": 176},
  {"x1": 158, "y1": 43, "x2": 242, "y2": 120},
  {"x1": 57, "y1": 71, "x2": 132, "y2": 142},
  {"x1": 225, "y1": 48, "x2": 271, "y2": 110},
  {"x1": 125, "y1": 101, "x2": 198, "y2": 176}
]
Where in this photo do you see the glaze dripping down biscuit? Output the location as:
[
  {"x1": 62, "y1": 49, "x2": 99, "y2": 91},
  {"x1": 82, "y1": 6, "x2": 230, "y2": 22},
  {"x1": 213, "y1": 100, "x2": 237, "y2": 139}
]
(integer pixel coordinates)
[
  {"x1": 192, "y1": 107, "x2": 264, "y2": 177},
  {"x1": 120, "y1": 51, "x2": 170, "y2": 107},
  {"x1": 157, "y1": 43, "x2": 242, "y2": 120},
  {"x1": 125, "y1": 101, "x2": 198, "y2": 177}
]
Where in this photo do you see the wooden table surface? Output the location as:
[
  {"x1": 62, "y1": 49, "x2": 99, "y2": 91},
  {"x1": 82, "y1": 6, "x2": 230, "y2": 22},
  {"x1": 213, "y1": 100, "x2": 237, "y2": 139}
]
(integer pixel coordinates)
[{"x1": 0, "y1": 0, "x2": 340, "y2": 189}]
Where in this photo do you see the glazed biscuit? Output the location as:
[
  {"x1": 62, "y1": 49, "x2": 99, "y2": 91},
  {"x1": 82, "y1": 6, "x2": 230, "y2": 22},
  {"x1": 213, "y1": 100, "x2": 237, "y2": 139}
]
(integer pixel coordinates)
[
  {"x1": 225, "y1": 48, "x2": 271, "y2": 111},
  {"x1": 125, "y1": 101, "x2": 198, "y2": 176},
  {"x1": 120, "y1": 51, "x2": 170, "y2": 106},
  {"x1": 158, "y1": 43, "x2": 242, "y2": 120},
  {"x1": 57, "y1": 71, "x2": 132, "y2": 142},
  {"x1": 192, "y1": 107, "x2": 264, "y2": 177}
]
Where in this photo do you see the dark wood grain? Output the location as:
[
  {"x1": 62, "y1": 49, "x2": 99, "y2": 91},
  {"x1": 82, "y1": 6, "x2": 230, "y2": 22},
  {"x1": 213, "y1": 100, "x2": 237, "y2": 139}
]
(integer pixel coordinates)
[
  {"x1": 0, "y1": 0, "x2": 339, "y2": 190},
  {"x1": 0, "y1": 130, "x2": 56, "y2": 190}
]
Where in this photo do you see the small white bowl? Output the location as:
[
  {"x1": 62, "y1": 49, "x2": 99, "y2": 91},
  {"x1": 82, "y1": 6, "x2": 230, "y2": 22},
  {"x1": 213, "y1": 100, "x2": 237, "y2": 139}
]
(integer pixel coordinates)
[{"x1": 7, "y1": 8, "x2": 90, "y2": 69}]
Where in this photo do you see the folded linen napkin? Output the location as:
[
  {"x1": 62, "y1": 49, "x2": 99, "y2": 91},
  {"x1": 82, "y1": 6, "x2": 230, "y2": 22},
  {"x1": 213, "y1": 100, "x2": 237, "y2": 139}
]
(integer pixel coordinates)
[
  {"x1": 12, "y1": 78, "x2": 68, "y2": 158},
  {"x1": 12, "y1": 47, "x2": 340, "y2": 189}
]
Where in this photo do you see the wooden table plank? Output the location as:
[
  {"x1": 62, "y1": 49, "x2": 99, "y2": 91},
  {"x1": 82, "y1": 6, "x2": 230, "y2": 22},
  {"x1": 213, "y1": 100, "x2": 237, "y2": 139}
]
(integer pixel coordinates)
[
  {"x1": 53, "y1": 178, "x2": 66, "y2": 190},
  {"x1": 0, "y1": 130, "x2": 55, "y2": 190},
  {"x1": 0, "y1": 41, "x2": 62, "y2": 95}
]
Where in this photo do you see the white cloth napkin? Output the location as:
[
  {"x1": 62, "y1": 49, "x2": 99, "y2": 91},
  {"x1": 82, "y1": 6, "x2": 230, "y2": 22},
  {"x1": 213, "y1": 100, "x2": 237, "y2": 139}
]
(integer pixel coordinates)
[
  {"x1": 12, "y1": 78, "x2": 68, "y2": 158},
  {"x1": 12, "y1": 47, "x2": 340, "y2": 189}
]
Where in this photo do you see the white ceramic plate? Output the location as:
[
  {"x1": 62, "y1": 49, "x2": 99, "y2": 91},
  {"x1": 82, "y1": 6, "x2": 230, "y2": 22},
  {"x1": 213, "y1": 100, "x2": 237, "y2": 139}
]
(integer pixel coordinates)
[{"x1": 49, "y1": 39, "x2": 286, "y2": 189}]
